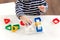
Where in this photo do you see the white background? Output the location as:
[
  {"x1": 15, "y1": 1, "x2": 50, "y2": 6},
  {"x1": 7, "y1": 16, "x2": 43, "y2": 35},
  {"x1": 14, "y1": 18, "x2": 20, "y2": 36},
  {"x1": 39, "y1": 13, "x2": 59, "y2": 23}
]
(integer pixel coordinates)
[{"x1": 0, "y1": 2, "x2": 60, "y2": 40}]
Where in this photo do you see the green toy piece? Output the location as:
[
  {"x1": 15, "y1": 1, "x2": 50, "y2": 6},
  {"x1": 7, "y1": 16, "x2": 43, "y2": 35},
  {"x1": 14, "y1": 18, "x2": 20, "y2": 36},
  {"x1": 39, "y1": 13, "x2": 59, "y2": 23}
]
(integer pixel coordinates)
[
  {"x1": 5, "y1": 24, "x2": 20, "y2": 32},
  {"x1": 13, "y1": 24, "x2": 20, "y2": 29},
  {"x1": 5, "y1": 24, "x2": 12, "y2": 31}
]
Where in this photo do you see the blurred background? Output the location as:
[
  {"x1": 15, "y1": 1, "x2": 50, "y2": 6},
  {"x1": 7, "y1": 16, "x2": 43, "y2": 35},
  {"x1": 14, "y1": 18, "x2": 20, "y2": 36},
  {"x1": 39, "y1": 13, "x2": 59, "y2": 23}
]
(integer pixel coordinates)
[{"x1": 0, "y1": 0, "x2": 60, "y2": 15}]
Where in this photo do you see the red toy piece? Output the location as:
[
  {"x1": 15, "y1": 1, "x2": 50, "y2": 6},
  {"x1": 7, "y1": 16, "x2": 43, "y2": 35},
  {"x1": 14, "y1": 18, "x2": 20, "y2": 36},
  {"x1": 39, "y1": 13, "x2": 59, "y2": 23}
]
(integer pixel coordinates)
[
  {"x1": 52, "y1": 18, "x2": 60, "y2": 24},
  {"x1": 20, "y1": 21, "x2": 25, "y2": 26},
  {"x1": 4, "y1": 18, "x2": 10, "y2": 24}
]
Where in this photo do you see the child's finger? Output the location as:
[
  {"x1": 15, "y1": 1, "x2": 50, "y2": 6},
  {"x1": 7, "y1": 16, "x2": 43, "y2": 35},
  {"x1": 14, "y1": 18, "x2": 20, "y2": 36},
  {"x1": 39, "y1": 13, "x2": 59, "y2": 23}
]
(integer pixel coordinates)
[{"x1": 27, "y1": 19, "x2": 32, "y2": 25}]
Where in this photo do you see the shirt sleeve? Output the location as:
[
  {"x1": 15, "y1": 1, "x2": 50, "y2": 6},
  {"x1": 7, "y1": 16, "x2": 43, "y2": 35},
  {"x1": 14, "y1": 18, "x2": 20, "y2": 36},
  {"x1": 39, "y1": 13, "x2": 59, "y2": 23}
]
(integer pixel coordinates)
[
  {"x1": 15, "y1": 0, "x2": 25, "y2": 19},
  {"x1": 41, "y1": 0, "x2": 48, "y2": 10}
]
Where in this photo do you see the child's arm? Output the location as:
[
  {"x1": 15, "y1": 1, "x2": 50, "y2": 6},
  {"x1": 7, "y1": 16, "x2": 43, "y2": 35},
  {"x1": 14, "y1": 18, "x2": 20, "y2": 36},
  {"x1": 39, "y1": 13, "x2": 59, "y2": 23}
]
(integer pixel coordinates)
[
  {"x1": 38, "y1": 0, "x2": 48, "y2": 13},
  {"x1": 16, "y1": 0, "x2": 32, "y2": 26},
  {"x1": 16, "y1": 0, "x2": 25, "y2": 19}
]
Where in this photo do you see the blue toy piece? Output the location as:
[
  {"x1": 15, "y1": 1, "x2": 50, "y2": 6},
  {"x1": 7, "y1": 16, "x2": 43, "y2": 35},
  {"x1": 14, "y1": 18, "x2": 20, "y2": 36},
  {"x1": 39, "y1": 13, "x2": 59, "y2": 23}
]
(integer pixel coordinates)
[
  {"x1": 34, "y1": 17, "x2": 41, "y2": 22},
  {"x1": 34, "y1": 17, "x2": 43, "y2": 32},
  {"x1": 36, "y1": 26, "x2": 43, "y2": 32}
]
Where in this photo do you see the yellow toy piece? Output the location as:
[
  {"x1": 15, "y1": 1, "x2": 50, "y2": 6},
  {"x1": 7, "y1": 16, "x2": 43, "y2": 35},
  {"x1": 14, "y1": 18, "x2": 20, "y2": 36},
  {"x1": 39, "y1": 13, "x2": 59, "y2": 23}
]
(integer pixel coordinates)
[
  {"x1": 11, "y1": 26, "x2": 18, "y2": 32},
  {"x1": 35, "y1": 22, "x2": 41, "y2": 26}
]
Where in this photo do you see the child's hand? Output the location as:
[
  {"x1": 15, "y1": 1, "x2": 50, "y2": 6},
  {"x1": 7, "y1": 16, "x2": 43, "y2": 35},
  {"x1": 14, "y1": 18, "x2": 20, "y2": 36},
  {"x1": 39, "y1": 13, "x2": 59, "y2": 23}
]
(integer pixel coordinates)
[
  {"x1": 38, "y1": 5, "x2": 45, "y2": 13},
  {"x1": 20, "y1": 16, "x2": 32, "y2": 26}
]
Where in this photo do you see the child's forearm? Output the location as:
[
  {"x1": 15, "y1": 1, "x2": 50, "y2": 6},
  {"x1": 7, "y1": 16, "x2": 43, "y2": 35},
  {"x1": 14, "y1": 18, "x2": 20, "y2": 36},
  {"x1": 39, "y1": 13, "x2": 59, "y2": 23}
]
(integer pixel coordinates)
[{"x1": 16, "y1": 0, "x2": 25, "y2": 19}]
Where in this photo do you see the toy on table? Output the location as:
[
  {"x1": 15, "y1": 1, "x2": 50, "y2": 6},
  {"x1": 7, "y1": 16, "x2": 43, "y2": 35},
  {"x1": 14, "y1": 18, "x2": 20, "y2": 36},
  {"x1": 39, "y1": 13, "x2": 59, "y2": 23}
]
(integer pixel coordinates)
[
  {"x1": 5, "y1": 24, "x2": 20, "y2": 32},
  {"x1": 5, "y1": 24, "x2": 12, "y2": 31},
  {"x1": 4, "y1": 18, "x2": 10, "y2": 24},
  {"x1": 13, "y1": 24, "x2": 20, "y2": 29},
  {"x1": 52, "y1": 18, "x2": 60, "y2": 24},
  {"x1": 11, "y1": 24, "x2": 20, "y2": 32},
  {"x1": 34, "y1": 17, "x2": 43, "y2": 32},
  {"x1": 11, "y1": 26, "x2": 18, "y2": 32},
  {"x1": 20, "y1": 21, "x2": 25, "y2": 26}
]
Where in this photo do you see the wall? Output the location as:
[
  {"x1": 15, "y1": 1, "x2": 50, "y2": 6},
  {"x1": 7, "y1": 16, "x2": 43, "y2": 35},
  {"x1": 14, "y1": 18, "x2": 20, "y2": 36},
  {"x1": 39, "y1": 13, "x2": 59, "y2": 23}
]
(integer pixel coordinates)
[
  {"x1": 0, "y1": 0, "x2": 16, "y2": 3},
  {"x1": 46, "y1": 0, "x2": 60, "y2": 15}
]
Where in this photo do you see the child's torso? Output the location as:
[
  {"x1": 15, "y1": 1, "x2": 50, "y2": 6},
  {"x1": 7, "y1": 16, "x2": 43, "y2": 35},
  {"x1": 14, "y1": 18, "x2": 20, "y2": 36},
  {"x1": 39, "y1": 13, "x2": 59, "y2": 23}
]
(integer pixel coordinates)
[{"x1": 19, "y1": 0, "x2": 43, "y2": 15}]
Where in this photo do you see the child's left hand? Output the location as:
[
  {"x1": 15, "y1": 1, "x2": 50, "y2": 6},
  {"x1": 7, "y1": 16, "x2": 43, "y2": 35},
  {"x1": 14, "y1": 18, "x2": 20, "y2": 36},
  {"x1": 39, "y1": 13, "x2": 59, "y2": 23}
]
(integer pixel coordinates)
[{"x1": 38, "y1": 5, "x2": 45, "y2": 13}]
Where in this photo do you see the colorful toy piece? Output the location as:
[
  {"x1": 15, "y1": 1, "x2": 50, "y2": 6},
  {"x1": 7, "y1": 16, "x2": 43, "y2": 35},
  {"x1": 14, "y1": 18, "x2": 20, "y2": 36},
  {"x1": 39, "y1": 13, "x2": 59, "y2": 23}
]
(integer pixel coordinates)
[
  {"x1": 4, "y1": 18, "x2": 10, "y2": 24},
  {"x1": 20, "y1": 21, "x2": 25, "y2": 26},
  {"x1": 13, "y1": 24, "x2": 20, "y2": 29},
  {"x1": 36, "y1": 26, "x2": 43, "y2": 32},
  {"x1": 35, "y1": 22, "x2": 41, "y2": 26},
  {"x1": 5, "y1": 24, "x2": 12, "y2": 31},
  {"x1": 11, "y1": 24, "x2": 20, "y2": 32},
  {"x1": 52, "y1": 18, "x2": 60, "y2": 24},
  {"x1": 5, "y1": 24, "x2": 20, "y2": 32},
  {"x1": 34, "y1": 17, "x2": 43, "y2": 32},
  {"x1": 11, "y1": 26, "x2": 18, "y2": 32}
]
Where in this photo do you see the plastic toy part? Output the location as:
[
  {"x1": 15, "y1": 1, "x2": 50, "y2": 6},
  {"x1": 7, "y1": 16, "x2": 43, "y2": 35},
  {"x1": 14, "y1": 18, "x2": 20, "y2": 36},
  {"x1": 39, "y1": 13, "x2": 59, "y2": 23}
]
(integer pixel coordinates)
[
  {"x1": 5, "y1": 24, "x2": 20, "y2": 32},
  {"x1": 20, "y1": 21, "x2": 25, "y2": 26},
  {"x1": 34, "y1": 17, "x2": 43, "y2": 32},
  {"x1": 5, "y1": 24, "x2": 12, "y2": 30},
  {"x1": 52, "y1": 18, "x2": 60, "y2": 24},
  {"x1": 36, "y1": 26, "x2": 43, "y2": 32},
  {"x1": 34, "y1": 17, "x2": 41, "y2": 22},
  {"x1": 13, "y1": 24, "x2": 20, "y2": 29},
  {"x1": 4, "y1": 18, "x2": 10, "y2": 24},
  {"x1": 11, "y1": 26, "x2": 18, "y2": 32},
  {"x1": 35, "y1": 22, "x2": 41, "y2": 26}
]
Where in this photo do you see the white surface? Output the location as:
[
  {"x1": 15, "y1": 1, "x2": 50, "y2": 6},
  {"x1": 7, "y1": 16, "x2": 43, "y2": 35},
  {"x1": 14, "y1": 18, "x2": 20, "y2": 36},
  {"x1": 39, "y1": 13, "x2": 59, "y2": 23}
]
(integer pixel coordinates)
[
  {"x1": 0, "y1": 2, "x2": 60, "y2": 40},
  {"x1": 0, "y1": 2, "x2": 15, "y2": 15}
]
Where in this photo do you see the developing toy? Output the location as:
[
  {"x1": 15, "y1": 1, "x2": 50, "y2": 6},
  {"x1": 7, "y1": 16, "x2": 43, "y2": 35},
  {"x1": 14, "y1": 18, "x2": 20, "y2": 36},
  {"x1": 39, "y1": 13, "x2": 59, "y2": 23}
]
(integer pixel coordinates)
[
  {"x1": 4, "y1": 18, "x2": 10, "y2": 24},
  {"x1": 52, "y1": 18, "x2": 60, "y2": 24},
  {"x1": 35, "y1": 22, "x2": 41, "y2": 26},
  {"x1": 13, "y1": 24, "x2": 20, "y2": 29},
  {"x1": 5, "y1": 24, "x2": 20, "y2": 32},
  {"x1": 34, "y1": 17, "x2": 43, "y2": 32},
  {"x1": 36, "y1": 26, "x2": 43, "y2": 32},
  {"x1": 5, "y1": 24, "x2": 12, "y2": 30},
  {"x1": 11, "y1": 26, "x2": 18, "y2": 32},
  {"x1": 20, "y1": 21, "x2": 25, "y2": 26}
]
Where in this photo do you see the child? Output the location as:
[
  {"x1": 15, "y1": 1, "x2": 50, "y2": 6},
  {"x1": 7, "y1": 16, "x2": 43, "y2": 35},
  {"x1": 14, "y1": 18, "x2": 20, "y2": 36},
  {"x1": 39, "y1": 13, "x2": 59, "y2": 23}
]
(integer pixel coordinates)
[{"x1": 16, "y1": 0, "x2": 48, "y2": 26}]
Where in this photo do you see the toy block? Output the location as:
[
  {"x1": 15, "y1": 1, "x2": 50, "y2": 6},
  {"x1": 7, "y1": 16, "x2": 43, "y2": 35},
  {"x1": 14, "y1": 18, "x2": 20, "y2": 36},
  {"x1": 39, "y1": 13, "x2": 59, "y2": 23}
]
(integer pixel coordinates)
[
  {"x1": 5, "y1": 24, "x2": 12, "y2": 31},
  {"x1": 52, "y1": 18, "x2": 60, "y2": 24},
  {"x1": 4, "y1": 18, "x2": 10, "y2": 24},
  {"x1": 34, "y1": 17, "x2": 41, "y2": 26},
  {"x1": 11, "y1": 26, "x2": 18, "y2": 32},
  {"x1": 34, "y1": 17, "x2": 41, "y2": 22},
  {"x1": 34, "y1": 17, "x2": 43, "y2": 32},
  {"x1": 13, "y1": 24, "x2": 20, "y2": 29},
  {"x1": 20, "y1": 21, "x2": 25, "y2": 26},
  {"x1": 36, "y1": 26, "x2": 43, "y2": 32},
  {"x1": 35, "y1": 22, "x2": 41, "y2": 26}
]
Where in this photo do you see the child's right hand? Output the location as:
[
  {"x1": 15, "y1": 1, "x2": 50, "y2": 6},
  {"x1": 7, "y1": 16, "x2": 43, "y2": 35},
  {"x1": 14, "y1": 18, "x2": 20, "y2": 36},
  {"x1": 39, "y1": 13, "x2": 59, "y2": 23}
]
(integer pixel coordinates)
[{"x1": 20, "y1": 16, "x2": 32, "y2": 26}]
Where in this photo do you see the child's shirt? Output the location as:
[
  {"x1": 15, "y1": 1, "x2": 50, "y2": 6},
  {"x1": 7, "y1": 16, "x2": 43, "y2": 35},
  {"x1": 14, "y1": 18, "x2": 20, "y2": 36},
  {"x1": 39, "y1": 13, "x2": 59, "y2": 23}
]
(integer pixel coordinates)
[{"x1": 16, "y1": 0, "x2": 48, "y2": 19}]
